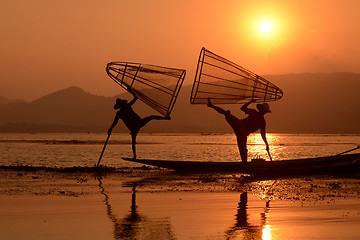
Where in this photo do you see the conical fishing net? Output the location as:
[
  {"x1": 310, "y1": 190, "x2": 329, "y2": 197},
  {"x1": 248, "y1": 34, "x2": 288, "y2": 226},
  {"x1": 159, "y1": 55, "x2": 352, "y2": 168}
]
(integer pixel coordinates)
[
  {"x1": 106, "y1": 62, "x2": 186, "y2": 116},
  {"x1": 190, "y1": 48, "x2": 283, "y2": 104}
]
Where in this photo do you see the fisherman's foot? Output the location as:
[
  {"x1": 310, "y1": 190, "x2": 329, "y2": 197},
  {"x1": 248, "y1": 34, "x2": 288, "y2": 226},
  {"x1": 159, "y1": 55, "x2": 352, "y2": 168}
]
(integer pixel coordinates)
[{"x1": 158, "y1": 115, "x2": 171, "y2": 120}]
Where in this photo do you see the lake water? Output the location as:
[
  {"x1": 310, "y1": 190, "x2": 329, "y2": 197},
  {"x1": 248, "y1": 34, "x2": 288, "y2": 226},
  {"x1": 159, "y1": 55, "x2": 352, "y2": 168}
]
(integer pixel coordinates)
[
  {"x1": 0, "y1": 133, "x2": 360, "y2": 240},
  {"x1": 1, "y1": 133, "x2": 360, "y2": 167},
  {"x1": 0, "y1": 133, "x2": 360, "y2": 167},
  {"x1": 1, "y1": 178, "x2": 360, "y2": 240}
]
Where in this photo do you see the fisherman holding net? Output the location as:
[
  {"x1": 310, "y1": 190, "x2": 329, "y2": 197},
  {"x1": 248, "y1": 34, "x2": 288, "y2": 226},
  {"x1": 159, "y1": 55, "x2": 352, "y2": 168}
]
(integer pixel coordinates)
[
  {"x1": 107, "y1": 88, "x2": 170, "y2": 159},
  {"x1": 207, "y1": 98, "x2": 272, "y2": 163},
  {"x1": 96, "y1": 62, "x2": 185, "y2": 166}
]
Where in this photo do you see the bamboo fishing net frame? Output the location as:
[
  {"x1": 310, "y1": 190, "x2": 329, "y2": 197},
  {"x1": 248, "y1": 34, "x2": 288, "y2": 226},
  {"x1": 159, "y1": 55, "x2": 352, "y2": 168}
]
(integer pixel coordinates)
[
  {"x1": 106, "y1": 62, "x2": 186, "y2": 117},
  {"x1": 190, "y1": 48, "x2": 283, "y2": 104}
]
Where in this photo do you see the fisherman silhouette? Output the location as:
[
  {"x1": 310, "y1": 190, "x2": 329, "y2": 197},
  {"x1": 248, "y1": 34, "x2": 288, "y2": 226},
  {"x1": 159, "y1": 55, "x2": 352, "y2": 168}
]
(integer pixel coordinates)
[
  {"x1": 207, "y1": 98, "x2": 272, "y2": 163},
  {"x1": 108, "y1": 88, "x2": 169, "y2": 159}
]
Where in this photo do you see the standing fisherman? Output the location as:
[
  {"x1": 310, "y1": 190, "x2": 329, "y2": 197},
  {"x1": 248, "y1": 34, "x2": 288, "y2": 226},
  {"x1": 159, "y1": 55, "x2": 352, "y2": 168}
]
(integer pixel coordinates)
[
  {"x1": 207, "y1": 98, "x2": 272, "y2": 162},
  {"x1": 107, "y1": 89, "x2": 169, "y2": 159}
]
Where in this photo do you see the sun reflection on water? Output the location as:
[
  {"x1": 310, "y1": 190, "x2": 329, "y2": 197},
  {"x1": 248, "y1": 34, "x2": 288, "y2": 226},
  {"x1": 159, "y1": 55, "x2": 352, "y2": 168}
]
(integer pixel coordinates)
[{"x1": 262, "y1": 225, "x2": 272, "y2": 240}]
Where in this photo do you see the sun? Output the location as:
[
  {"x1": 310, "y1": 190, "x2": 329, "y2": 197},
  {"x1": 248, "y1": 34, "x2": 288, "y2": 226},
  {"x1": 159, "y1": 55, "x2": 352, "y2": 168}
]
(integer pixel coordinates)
[{"x1": 259, "y1": 21, "x2": 273, "y2": 34}]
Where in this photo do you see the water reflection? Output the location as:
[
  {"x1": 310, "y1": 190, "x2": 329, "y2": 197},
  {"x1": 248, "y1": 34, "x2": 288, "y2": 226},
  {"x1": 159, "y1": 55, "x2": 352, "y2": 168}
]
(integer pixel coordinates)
[
  {"x1": 97, "y1": 178, "x2": 176, "y2": 240},
  {"x1": 98, "y1": 177, "x2": 273, "y2": 240},
  {"x1": 225, "y1": 192, "x2": 271, "y2": 240}
]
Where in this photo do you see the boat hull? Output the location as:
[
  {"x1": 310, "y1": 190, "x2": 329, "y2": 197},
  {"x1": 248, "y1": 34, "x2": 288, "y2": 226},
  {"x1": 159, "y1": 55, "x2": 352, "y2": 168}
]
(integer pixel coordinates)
[{"x1": 122, "y1": 153, "x2": 360, "y2": 177}]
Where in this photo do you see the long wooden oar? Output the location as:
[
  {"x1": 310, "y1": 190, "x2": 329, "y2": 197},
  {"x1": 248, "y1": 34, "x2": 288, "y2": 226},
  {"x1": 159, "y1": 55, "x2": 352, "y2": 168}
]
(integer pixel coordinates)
[
  {"x1": 332, "y1": 146, "x2": 360, "y2": 157},
  {"x1": 320, "y1": 146, "x2": 360, "y2": 164},
  {"x1": 97, "y1": 134, "x2": 110, "y2": 167}
]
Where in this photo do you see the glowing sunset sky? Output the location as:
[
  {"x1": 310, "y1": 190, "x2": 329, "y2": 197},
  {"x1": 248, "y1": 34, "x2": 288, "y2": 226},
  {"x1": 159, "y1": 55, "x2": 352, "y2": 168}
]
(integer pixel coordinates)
[{"x1": 1, "y1": 0, "x2": 359, "y2": 100}]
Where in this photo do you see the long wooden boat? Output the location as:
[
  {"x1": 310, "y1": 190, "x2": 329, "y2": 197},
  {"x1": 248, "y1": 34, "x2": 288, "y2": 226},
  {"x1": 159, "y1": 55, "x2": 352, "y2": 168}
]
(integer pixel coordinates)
[{"x1": 122, "y1": 153, "x2": 360, "y2": 177}]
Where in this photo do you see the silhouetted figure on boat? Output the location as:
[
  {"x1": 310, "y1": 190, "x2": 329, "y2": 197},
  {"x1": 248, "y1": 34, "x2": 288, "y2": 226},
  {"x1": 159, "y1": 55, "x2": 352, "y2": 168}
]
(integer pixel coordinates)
[
  {"x1": 108, "y1": 89, "x2": 169, "y2": 159},
  {"x1": 207, "y1": 98, "x2": 272, "y2": 163}
]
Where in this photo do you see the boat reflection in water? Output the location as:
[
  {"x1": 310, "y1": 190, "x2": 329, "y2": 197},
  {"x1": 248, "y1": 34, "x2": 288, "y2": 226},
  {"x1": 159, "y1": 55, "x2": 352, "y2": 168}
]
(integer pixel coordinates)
[
  {"x1": 97, "y1": 178, "x2": 176, "y2": 240},
  {"x1": 225, "y1": 192, "x2": 271, "y2": 240}
]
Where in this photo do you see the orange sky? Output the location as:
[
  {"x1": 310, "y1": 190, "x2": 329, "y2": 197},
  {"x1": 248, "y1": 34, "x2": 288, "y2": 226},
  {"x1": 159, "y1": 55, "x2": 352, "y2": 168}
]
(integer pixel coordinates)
[{"x1": 1, "y1": 0, "x2": 360, "y2": 101}]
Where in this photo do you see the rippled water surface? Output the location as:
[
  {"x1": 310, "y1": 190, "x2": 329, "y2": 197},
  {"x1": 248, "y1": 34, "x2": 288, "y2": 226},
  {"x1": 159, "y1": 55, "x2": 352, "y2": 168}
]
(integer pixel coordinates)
[
  {"x1": 1, "y1": 187, "x2": 360, "y2": 240},
  {"x1": 0, "y1": 133, "x2": 360, "y2": 240},
  {"x1": 0, "y1": 133, "x2": 359, "y2": 167}
]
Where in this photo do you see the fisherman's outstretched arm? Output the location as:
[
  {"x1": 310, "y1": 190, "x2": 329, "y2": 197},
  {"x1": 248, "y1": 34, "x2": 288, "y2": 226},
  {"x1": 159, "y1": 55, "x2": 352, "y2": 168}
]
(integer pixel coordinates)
[
  {"x1": 128, "y1": 93, "x2": 138, "y2": 106},
  {"x1": 108, "y1": 113, "x2": 120, "y2": 135},
  {"x1": 127, "y1": 87, "x2": 138, "y2": 106},
  {"x1": 240, "y1": 99, "x2": 255, "y2": 113}
]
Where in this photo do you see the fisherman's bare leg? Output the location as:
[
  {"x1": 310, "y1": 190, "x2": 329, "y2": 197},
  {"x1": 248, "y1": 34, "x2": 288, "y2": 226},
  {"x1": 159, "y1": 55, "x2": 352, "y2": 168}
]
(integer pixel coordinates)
[
  {"x1": 236, "y1": 135, "x2": 248, "y2": 163},
  {"x1": 207, "y1": 98, "x2": 228, "y2": 115},
  {"x1": 131, "y1": 131, "x2": 138, "y2": 159},
  {"x1": 139, "y1": 115, "x2": 169, "y2": 128},
  {"x1": 129, "y1": 116, "x2": 169, "y2": 159}
]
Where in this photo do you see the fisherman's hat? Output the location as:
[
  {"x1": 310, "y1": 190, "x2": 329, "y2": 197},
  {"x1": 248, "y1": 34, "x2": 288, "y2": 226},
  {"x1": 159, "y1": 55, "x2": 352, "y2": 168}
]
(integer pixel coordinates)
[
  {"x1": 114, "y1": 98, "x2": 128, "y2": 109},
  {"x1": 262, "y1": 103, "x2": 271, "y2": 113},
  {"x1": 257, "y1": 103, "x2": 271, "y2": 113}
]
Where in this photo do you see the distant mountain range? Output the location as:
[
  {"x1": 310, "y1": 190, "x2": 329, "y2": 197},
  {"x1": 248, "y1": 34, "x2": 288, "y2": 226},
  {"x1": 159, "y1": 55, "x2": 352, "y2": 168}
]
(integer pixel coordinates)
[
  {"x1": 0, "y1": 73, "x2": 359, "y2": 133},
  {"x1": 0, "y1": 96, "x2": 25, "y2": 105}
]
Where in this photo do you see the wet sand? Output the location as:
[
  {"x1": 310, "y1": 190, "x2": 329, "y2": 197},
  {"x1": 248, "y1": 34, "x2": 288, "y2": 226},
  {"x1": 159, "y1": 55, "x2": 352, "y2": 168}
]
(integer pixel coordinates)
[{"x1": 0, "y1": 167, "x2": 359, "y2": 240}]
